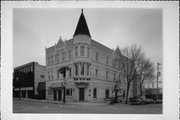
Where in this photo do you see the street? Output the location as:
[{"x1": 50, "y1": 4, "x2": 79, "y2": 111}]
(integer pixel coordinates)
[{"x1": 13, "y1": 99, "x2": 162, "y2": 114}]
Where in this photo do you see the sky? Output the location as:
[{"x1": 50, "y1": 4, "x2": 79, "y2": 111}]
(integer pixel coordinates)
[{"x1": 13, "y1": 8, "x2": 162, "y2": 85}]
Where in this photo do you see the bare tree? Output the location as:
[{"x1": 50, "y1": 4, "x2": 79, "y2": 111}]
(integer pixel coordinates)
[
  {"x1": 114, "y1": 44, "x2": 143, "y2": 104},
  {"x1": 137, "y1": 57, "x2": 155, "y2": 96}
]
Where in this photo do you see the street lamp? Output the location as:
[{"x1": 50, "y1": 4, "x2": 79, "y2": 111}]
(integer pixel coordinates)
[
  {"x1": 157, "y1": 62, "x2": 162, "y2": 93},
  {"x1": 59, "y1": 66, "x2": 70, "y2": 104}
]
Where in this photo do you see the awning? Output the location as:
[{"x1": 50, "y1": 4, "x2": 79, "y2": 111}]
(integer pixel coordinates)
[{"x1": 37, "y1": 82, "x2": 45, "y2": 91}]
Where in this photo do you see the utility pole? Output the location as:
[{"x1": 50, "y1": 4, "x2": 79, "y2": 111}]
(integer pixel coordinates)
[
  {"x1": 157, "y1": 62, "x2": 161, "y2": 93},
  {"x1": 59, "y1": 67, "x2": 69, "y2": 104}
]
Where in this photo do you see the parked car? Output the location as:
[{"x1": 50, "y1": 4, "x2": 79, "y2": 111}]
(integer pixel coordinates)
[
  {"x1": 129, "y1": 96, "x2": 146, "y2": 105},
  {"x1": 154, "y1": 99, "x2": 162, "y2": 104},
  {"x1": 145, "y1": 99, "x2": 155, "y2": 104}
]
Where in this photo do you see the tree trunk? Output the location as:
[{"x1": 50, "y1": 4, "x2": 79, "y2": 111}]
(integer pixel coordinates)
[
  {"x1": 125, "y1": 83, "x2": 130, "y2": 104},
  {"x1": 115, "y1": 90, "x2": 118, "y2": 101},
  {"x1": 140, "y1": 84, "x2": 142, "y2": 96}
]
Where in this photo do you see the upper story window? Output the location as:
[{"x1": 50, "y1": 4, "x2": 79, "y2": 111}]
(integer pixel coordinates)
[
  {"x1": 81, "y1": 63, "x2": 84, "y2": 75},
  {"x1": 51, "y1": 56, "x2": 53, "y2": 64},
  {"x1": 56, "y1": 54, "x2": 59, "y2": 63},
  {"x1": 114, "y1": 73, "x2": 116, "y2": 81},
  {"x1": 96, "y1": 53, "x2": 99, "y2": 61},
  {"x1": 69, "y1": 67, "x2": 72, "y2": 77},
  {"x1": 75, "y1": 47, "x2": 78, "y2": 57},
  {"x1": 48, "y1": 57, "x2": 50, "y2": 65},
  {"x1": 87, "y1": 47, "x2": 90, "y2": 57},
  {"x1": 30, "y1": 66, "x2": 33, "y2": 72},
  {"x1": 106, "y1": 56, "x2": 109, "y2": 64},
  {"x1": 69, "y1": 50, "x2": 72, "y2": 60},
  {"x1": 75, "y1": 64, "x2": 78, "y2": 76},
  {"x1": 87, "y1": 64, "x2": 90, "y2": 76},
  {"x1": 51, "y1": 71, "x2": 53, "y2": 80},
  {"x1": 106, "y1": 71, "x2": 108, "y2": 80},
  {"x1": 57, "y1": 70, "x2": 59, "y2": 78},
  {"x1": 62, "y1": 52, "x2": 65, "y2": 61},
  {"x1": 95, "y1": 69, "x2": 98, "y2": 78},
  {"x1": 48, "y1": 71, "x2": 51, "y2": 80},
  {"x1": 80, "y1": 46, "x2": 85, "y2": 56}
]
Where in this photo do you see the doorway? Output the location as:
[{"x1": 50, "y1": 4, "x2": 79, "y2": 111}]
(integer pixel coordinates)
[
  {"x1": 79, "y1": 88, "x2": 84, "y2": 101},
  {"x1": 58, "y1": 90, "x2": 62, "y2": 101},
  {"x1": 53, "y1": 90, "x2": 57, "y2": 100}
]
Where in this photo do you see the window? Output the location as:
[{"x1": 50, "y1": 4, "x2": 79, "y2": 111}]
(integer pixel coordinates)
[
  {"x1": 80, "y1": 46, "x2": 85, "y2": 56},
  {"x1": 51, "y1": 56, "x2": 53, "y2": 64},
  {"x1": 95, "y1": 69, "x2": 98, "y2": 78},
  {"x1": 48, "y1": 72, "x2": 50, "y2": 80},
  {"x1": 66, "y1": 88, "x2": 72, "y2": 96},
  {"x1": 93, "y1": 88, "x2": 97, "y2": 98},
  {"x1": 51, "y1": 71, "x2": 53, "y2": 79},
  {"x1": 57, "y1": 70, "x2": 59, "y2": 78},
  {"x1": 62, "y1": 52, "x2": 65, "y2": 61},
  {"x1": 75, "y1": 47, "x2": 78, "y2": 57},
  {"x1": 87, "y1": 64, "x2": 90, "y2": 76},
  {"x1": 106, "y1": 56, "x2": 109, "y2": 64},
  {"x1": 30, "y1": 66, "x2": 33, "y2": 72},
  {"x1": 87, "y1": 47, "x2": 90, "y2": 57},
  {"x1": 41, "y1": 75, "x2": 45, "y2": 78},
  {"x1": 96, "y1": 53, "x2": 99, "y2": 61},
  {"x1": 48, "y1": 57, "x2": 50, "y2": 65},
  {"x1": 69, "y1": 68, "x2": 72, "y2": 77},
  {"x1": 114, "y1": 73, "x2": 116, "y2": 80},
  {"x1": 69, "y1": 50, "x2": 72, "y2": 60},
  {"x1": 105, "y1": 89, "x2": 109, "y2": 99},
  {"x1": 75, "y1": 64, "x2": 78, "y2": 76},
  {"x1": 56, "y1": 54, "x2": 59, "y2": 63},
  {"x1": 106, "y1": 71, "x2": 108, "y2": 80},
  {"x1": 81, "y1": 63, "x2": 84, "y2": 75}
]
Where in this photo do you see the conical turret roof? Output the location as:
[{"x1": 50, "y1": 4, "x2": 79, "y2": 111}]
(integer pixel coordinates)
[{"x1": 73, "y1": 9, "x2": 91, "y2": 37}]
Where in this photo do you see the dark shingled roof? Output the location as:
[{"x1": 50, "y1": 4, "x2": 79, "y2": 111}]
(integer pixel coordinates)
[{"x1": 73, "y1": 9, "x2": 91, "y2": 37}]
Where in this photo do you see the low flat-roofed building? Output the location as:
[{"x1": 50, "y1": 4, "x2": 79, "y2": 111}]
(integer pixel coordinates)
[{"x1": 13, "y1": 62, "x2": 46, "y2": 99}]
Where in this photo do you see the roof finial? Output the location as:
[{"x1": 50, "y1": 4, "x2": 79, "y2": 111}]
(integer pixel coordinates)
[{"x1": 81, "y1": 8, "x2": 83, "y2": 13}]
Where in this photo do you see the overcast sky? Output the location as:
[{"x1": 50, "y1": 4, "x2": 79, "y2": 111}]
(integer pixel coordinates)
[{"x1": 13, "y1": 8, "x2": 162, "y2": 69}]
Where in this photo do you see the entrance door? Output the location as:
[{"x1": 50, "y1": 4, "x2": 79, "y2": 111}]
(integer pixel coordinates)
[
  {"x1": 58, "y1": 90, "x2": 62, "y2": 101},
  {"x1": 79, "y1": 88, "x2": 84, "y2": 101},
  {"x1": 53, "y1": 90, "x2": 57, "y2": 100},
  {"x1": 105, "y1": 89, "x2": 109, "y2": 99}
]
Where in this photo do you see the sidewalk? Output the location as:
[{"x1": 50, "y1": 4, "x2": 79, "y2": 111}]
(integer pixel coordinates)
[{"x1": 13, "y1": 98, "x2": 107, "y2": 106}]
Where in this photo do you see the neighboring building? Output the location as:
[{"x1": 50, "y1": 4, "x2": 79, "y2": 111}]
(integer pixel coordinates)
[
  {"x1": 13, "y1": 62, "x2": 46, "y2": 99},
  {"x1": 145, "y1": 88, "x2": 162, "y2": 100},
  {"x1": 45, "y1": 9, "x2": 139, "y2": 102}
]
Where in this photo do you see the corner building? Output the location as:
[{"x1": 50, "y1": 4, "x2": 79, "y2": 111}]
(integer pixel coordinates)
[{"x1": 46, "y1": 10, "x2": 136, "y2": 102}]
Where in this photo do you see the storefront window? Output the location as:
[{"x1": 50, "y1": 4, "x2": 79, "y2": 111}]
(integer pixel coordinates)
[
  {"x1": 66, "y1": 88, "x2": 72, "y2": 96},
  {"x1": 93, "y1": 88, "x2": 97, "y2": 98}
]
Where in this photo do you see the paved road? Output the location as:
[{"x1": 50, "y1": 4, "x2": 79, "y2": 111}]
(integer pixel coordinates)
[{"x1": 13, "y1": 99, "x2": 162, "y2": 114}]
